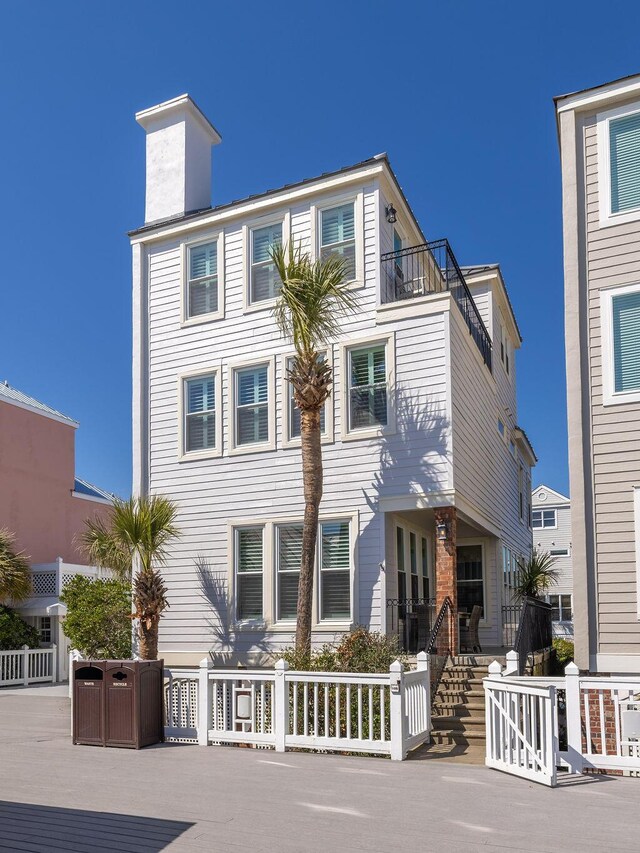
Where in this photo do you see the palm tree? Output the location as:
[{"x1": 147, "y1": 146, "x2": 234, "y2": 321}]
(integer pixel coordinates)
[
  {"x1": 0, "y1": 529, "x2": 32, "y2": 603},
  {"x1": 513, "y1": 549, "x2": 559, "y2": 601},
  {"x1": 81, "y1": 496, "x2": 179, "y2": 659},
  {"x1": 271, "y1": 243, "x2": 358, "y2": 655}
]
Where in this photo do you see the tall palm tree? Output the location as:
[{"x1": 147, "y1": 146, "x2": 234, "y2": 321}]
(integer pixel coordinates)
[
  {"x1": 513, "y1": 549, "x2": 559, "y2": 601},
  {"x1": 81, "y1": 495, "x2": 179, "y2": 659},
  {"x1": 0, "y1": 529, "x2": 32, "y2": 603},
  {"x1": 271, "y1": 243, "x2": 358, "y2": 654}
]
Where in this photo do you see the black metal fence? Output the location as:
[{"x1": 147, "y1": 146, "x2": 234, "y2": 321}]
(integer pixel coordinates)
[
  {"x1": 380, "y1": 239, "x2": 492, "y2": 370},
  {"x1": 511, "y1": 598, "x2": 554, "y2": 675},
  {"x1": 386, "y1": 598, "x2": 435, "y2": 654}
]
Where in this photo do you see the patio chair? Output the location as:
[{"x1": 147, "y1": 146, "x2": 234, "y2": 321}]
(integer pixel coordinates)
[{"x1": 460, "y1": 605, "x2": 482, "y2": 653}]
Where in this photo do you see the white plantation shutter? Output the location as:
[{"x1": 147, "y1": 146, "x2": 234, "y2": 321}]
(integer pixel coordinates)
[
  {"x1": 251, "y1": 224, "x2": 282, "y2": 302},
  {"x1": 610, "y1": 112, "x2": 640, "y2": 214},
  {"x1": 612, "y1": 291, "x2": 640, "y2": 392},
  {"x1": 320, "y1": 203, "x2": 356, "y2": 280},
  {"x1": 349, "y1": 345, "x2": 387, "y2": 429},
  {"x1": 236, "y1": 527, "x2": 263, "y2": 620},
  {"x1": 277, "y1": 525, "x2": 303, "y2": 620},
  {"x1": 236, "y1": 365, "x2": 269, "y2": 445},
  {"x1": 188, "y1": 242, "x2": 218, "y2": 317},
  {"x1": 320, "y1": 521, "x2": 351, "y2": 620},
  {"x1": 185, "y1": 376, "x2": 215, "y2": 452}
]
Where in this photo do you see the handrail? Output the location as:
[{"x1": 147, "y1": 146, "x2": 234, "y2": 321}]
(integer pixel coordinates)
[{"x1": 426, "y1": 596, "x2": 454, "y2": 655}]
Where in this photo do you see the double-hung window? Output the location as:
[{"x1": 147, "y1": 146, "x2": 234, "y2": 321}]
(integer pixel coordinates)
[
  {"x1": 547, "y1": 594, "x2": 572, "y2": 623},
  {"x1": 287, "y1": 354, "x2": 327, "y2": 441},
  {"x1": 235, "y1": 364, "x2": 269, "y2": 447},
  {"x1": 601, "y1": 283, "x2": 640, "y2": 405},
  {"x1": 250, "y1": 223, "x2": 282, "y2": 303},
  {"x1": 348, "y1": 344, "x2": 388, "y2": 430},
  {"x1": 598, "y1": 104, "x2": 640, "y2": 227},
  {"x1": 320, "y1": 203, "x2": 356, "y2": 281},
  {"x1": 319, "y1": 520, "x2": 351, "y2": 621},
  {"x1": 532, "y1": 509, "x2": 557, "y2": 529},
  {"x1": 184, "y1": 375, "x2": 216, "y2": 453},
  {"x1": 276, "y1": 524, "x2": 303, "y2": 620},
  {"x1": 235, "y1": 527, "x2": 264, "y2": 621},
  {"x1": 187, "y1": 241, "x2": 218, "y2": 318}
]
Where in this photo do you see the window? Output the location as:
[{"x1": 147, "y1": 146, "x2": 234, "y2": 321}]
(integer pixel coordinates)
[
  {"x1": 348, "y1": 344, "x2": 387, "y2": 430},
  {"x1": 609, "y1": 111, "x2": 640, "y2": 215},
  {"x1": 549, "y1": 548, "x2": 569, "y2": 557},
  {"x1": 409, "y1": 532, "x2": 418, "y2": 599},
  {"x1": 601, "y1": 283, "x2": 640, "y2": 405},
  {"x1": 532, "y1": 509, "x2": 557, "y2": 529},
  {"x1": 396, "y1": 527, "x2": 406, "y2": 600},
  {"x1": 184, "y1": 375, "x2": 216, "y2": 453},
  {"x1": 235, "y1": 364, "x2": 269, "y2": 446},
  {"x1": 276, "y1": 524, "x2": 302, "y2": 621},
  {"x1": 320, "y1": 520, "x2": 351, "y2": 620},
  {"x1": 287, "y1": 354, "x2": 327, "y2": 441},
  {"x1": 235, "y1": 527, "x2": 264, "y2": 621},
  {"x1": 498, "y1": 418, "x2": 505, "y2": 438},
  {"x1": 457, "y1": 544, "x2": 484, "y2": 618},
  {"x1": 36, "y1": 616, "x2": 51, "y2": 644},
  {"x1": 518, "y1": 465, "x2": 525, "y2": 523},
  {"x1": 250, "y1": 222, "x2": 282, "y2": 303},
  {"x1": 421, "y1": 537, "x2": 429, "y2": 600},
  {"x1": 547, "y1": 594, "x2": 572, "y2": 622},
  {"x1": 187, "y1": 241, "x2": 218, "y2": 318},
  {"x1": 320, "y1": 203, "x2": 355, "y2": 280}
]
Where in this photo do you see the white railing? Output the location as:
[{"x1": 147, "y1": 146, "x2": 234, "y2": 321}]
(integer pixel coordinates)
[
  {"x1": 29, "y1": 559, "x2": 111, "y2": 599},
  {"x1": 163, "y1": 653, "x2": 431, "y2": 760},
  {"x1": 484, "y1": 651, "x2": 640, "y2": 786},
  {"x1": 0, "y1": 645, "x2": 57, "y2": 687}
]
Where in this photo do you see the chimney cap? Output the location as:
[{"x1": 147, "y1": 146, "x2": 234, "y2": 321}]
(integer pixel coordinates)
[{"x1": 135, "y1": 93, "x2": 222, "y2": 145}]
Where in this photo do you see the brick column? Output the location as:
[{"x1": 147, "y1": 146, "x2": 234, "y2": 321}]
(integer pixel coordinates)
[{"x1": 434, "y1": 506, "x2": 458, "y2": 655}]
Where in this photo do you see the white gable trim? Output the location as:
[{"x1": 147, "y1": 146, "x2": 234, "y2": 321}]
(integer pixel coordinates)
[
  {"x1": 0, "y1": 395, "x2": 78, "y2": 428},
  {"x1": 532, "y1": 484, "x2": 569, "y2": 505}
]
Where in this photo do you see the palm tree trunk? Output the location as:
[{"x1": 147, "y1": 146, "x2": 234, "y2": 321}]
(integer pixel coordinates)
[
  {"x1": 138, "y1": 620, "x2": 158, "y2": 660},
  {"x1": 296, "y1": 408, "x2": 323, "y2": 656}
]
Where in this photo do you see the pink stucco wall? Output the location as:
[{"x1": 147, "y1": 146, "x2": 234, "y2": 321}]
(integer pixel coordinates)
[{"x1": 0, "y1": 400, "x2": 112, "y2": 564}]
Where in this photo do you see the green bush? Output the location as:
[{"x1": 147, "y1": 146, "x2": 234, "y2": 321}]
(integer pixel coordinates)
[
  {"x1": 553, "y1": 638, "x2": 574, "y2": 667},
  {"x1": 282, "y1": 626, "x2": 407, "y2": 673},
  {"x1": 60, "y1": 576, "x2": 132, "y2": 659},
  {"x1": 0, "y1": 605, "x2": 40, "y2": 650}
]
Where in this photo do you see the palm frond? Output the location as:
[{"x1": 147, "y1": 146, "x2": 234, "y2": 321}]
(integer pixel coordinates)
[
  {"x1": 0, "y1": 529, "x2": 31, "y2": 603},
  {"x1": 513, "y1": 549, "x2": 560, "y2": 601}
]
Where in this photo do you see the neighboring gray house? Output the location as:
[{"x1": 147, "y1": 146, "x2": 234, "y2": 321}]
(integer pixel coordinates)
[
  {"x1": 556, "y1": 74, "x2": 640, "y2": 674},
  {"x1": 130, "y1": 94, "x2": 535, "y2": 667},
  {"x1": 531, "y1": 485, "x2": 573, "y2": 636}
]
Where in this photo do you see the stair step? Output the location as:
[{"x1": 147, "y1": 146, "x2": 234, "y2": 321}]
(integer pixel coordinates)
[
  {"x1": 429, "y1": 729, "x2": 486, "y2": 745},
  {"x1": 432, "y1": 715, "x2": 485, "y2": 731},
  {"x1": 437, "y1": 688, "x2": 485, "y2": 699},
  {"x1": 434, "y1": 703, "x2": 485, "y2": 716}
]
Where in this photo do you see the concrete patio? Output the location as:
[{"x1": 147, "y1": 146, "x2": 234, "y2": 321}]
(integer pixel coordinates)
[{"x1": 0, "y1": 688, "x2": 639, "y2": 852}]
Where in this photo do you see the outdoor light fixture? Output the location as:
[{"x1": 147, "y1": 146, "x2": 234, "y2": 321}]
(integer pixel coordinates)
[
  {"x1": 385, "y1": 203, "x2": 397, "y2": 224},
  {"x1": 436, "y1": 521, "x2": 448, "y2": 541}
]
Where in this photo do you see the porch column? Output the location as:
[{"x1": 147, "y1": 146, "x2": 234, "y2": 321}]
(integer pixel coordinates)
[{"x1": 434, "y1": 506, "x2": 458, "y2": 654}]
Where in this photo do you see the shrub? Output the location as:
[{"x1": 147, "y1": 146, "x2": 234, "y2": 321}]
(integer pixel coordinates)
[
  {"x1": 60, "y1": 576, "x2": 132, "y2": 659},
  {"x1": 282, "y1": 626, "x2": 407, "y2": 673},
  {"x1": 553, "y1": 638, "x2": 574, "y2": 667},
  {"x1": 0, "y1": 605, "x2": 40, "y2": 650}
]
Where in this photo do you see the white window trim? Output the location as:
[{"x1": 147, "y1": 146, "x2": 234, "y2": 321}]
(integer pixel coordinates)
[
  {"x1": 227, "y1": 510, "x2": 359, "y2": 632},
  {"x1": 228, "y1": 355, "x2": 276, "y2": 455},
  {"x1": 394, "y1": 520, "x2": 433, "y2": 602},
  {"x1": 634, "y1": 486, "x2": 640, "y2": 620},
  {"x1": 532, "y1": 508, "x2": 558, "y2": 530},
  {"x1": 177, "y1": 366, "x2": 223, "y2": 461},
  {"x1": 457, "y1": 539, "x2": 490, "y2": 627},
  {"x1": 601, "y1": 281, "x2": 640, "y2": 406},
  {"x1": 597, "y1": 101, "x2": 640, "y2": 228},
  {"x1": 180, "y1": 231, "x2": 225, "y2": 326},
  {"x1": 310, "y1": 190, "x2": 365, "y2": 290},
  {"x1": 243, "y1": 211, "x2": 291, "y2": 313},
  {"x1": 280, "y1": 348, "x2": 335, "y2": 449},
  {"x1": 340, "y1": 331, "x2": 396, "y2": 442}
]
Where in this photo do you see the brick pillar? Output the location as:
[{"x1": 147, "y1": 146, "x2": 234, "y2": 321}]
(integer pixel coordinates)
[{"x1": 434, "y1": 506, "x2": 458, "y2": 655}]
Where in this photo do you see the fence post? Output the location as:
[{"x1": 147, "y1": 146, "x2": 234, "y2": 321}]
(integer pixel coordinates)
[
  {"x1": 22, "y1": 645, "x2": 29, "y2": 687},
  {"x1": 197, "y1": 657, "x2": 212, "y2": 746},
  {"x1": 51, "y1": 644, "x2": 58, "y2": 683},
  {"x1": 564, "y1": 662, "x2": 584, "y2": 774},
  {"x1": 503, "y1": 650, "x2": 519, "y2": 676},
  {"x1": 274, "y1": 658, "x2": 289, "y2": 753},
  {"x1": 487, "y1": 660, "x2": 503, "y2": 680},
  {"x1": 390, "y1": 659, "x2": 406, "y2": 760},
  {"x1": 416, "y1": 651, "x2": 431, "y2": 743}
]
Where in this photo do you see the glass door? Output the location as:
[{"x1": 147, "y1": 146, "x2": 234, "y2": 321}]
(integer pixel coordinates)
[{"x1": 456, "y1": 544, "x2": 484, "y2": 618}]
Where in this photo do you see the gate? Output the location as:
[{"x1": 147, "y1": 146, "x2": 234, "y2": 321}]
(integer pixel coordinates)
[{"x1": 484, "y1": 676, "x2": 557, "y2": 787}]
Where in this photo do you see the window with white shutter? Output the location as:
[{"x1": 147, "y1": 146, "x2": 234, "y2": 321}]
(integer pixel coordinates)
[
  {"x1": 610, "y1": 111, "x2": 640, "y2": 214},
  {"x1": 187, "y1": 241, "x2": 218, "y2": 318},
  {"x1": 235, "y1": 527, "x2": 264, "y2": 621},
  {"x1": 276, "y1": 524, "x2": 303, "y2": 620},
  {"x1": 348, "y1": 344, "x2": 387, "y2": 430},
  {"x1": 319, "y1": 520, "x2": 351, "y2": 621},
  {"x1": 235, "y1": 364, "x2": 269, "y2": 446},
  {"x1": 184, "y1": 375, "x2": 216, "y2": 452},
  {"x1": 320, "y1": 203, "x2": 356, "y2": 280},
  {"x1": 250, "y1": 223, "x2": 282, "y2": 303},
  {"x1": 612, "y1": 290, "x2": 640, "y2": 393}
]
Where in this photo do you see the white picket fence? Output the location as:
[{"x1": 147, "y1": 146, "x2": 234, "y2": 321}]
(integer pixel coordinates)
[
  {"x1": 0, "y1": 645, "x2": 58, "y2": 687},
  {"x1": 484, "y1": 651, "x2": 640, "y2": 786},
  {"x1": 164, "y1": 653, "x2": 431, "y2": 760}
]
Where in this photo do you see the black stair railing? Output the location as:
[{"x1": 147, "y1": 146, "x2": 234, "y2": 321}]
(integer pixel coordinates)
[{"x1": 426, "y1": 596, "x2": 455, "y2": 655}]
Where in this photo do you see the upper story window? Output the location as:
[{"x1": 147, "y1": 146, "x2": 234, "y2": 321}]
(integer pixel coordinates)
[
  {"x1": 319, "y1": 520, "x2": 351, "y2": 621},
  {"x1": 184, "y1": 374, "x2": 216, "y2": 453},
  {"x1": 597, "y1": 104, "x2": 640, "y2": 227},
  {"x1": 320, "y1": 203, "x2": 356, "y2": 280},
  {"x1": 497, "y1": 418, "x2": 505, "y2": 438},
  {"x1": 601, "y1": 282, "x2": 640, "y2": 405},
  {"x1": 188, "y1": 241, "x2": 218, "y2": 318},
  {"x1": 349, "y1": 344, "x2": 387, "y2": 431},
  {"x1": 235, "y1": 364, "x2": 269, "y2": 447},
  {"x1": 235, "y1": 526, "x2": 264, "y2": 621},
  {"x1": 251, "y1": 223, "x2": 282, "y2": 303},
  {"x1": 532, "y1": 509, "x2": 557, "y2": 529}
]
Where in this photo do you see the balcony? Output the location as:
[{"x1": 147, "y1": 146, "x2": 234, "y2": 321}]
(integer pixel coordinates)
[{"x1": 380, "y1": 239, "x2": 492, "y2": 370}]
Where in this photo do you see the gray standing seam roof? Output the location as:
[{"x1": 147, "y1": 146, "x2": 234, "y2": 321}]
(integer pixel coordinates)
[{"x1": 0, "y1": 381, "x2": 78, "y2": 426}]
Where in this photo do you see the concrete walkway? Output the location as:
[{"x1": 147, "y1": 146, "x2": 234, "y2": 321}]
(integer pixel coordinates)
[{"x1": 0, "y1": 692, "x2": 639, "y2": 852}]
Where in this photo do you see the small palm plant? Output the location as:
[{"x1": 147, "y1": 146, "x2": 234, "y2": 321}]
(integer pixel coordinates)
[
  {"x1": 513, "y1": 549, "x2": 559, "y2": 601},
  {"x1": 271, "y1": 243, "x2": 358, "y2": 655},
  {"x1": 81, "y1": 496, "x2": 179, "y2": 659},
  {"x1": 0, "y1": 529, "x2": 32, "y2": 603}
]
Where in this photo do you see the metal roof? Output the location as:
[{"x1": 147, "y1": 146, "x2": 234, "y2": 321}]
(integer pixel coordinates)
[
  {"x1": 73, "y1": 477, "x2": 115, "y2": 503},
  {"x1": 0, "y1": 381, "x2": 78, "y2": 427}
]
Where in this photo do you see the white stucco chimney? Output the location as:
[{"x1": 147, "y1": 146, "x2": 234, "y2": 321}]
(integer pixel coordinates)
[{"x1": 135, "y1": 94, "x2": 221, "y2": 224}]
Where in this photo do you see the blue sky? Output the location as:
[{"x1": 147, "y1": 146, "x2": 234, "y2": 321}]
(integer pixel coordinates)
[{"x1": 1, "y1": 0, "x2": 638, "y2": 499}]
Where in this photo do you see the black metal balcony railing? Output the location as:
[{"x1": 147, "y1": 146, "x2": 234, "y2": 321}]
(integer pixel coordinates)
[
  {"x1": 380, "y1": 239, "x2": 492, "y2": 370},
  {"x1": 387, "y1": 598, "x2": 436, "y2": 654}
]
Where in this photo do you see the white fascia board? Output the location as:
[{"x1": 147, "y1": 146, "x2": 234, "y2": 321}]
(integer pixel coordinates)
[
  {"x1": 129, "y1": 162, "x2": 387, "y2": 246},
  {"x1": 531, "y1": 484, "x2": 570, "y2": 505},
  {"x1": 556, "y1": 76, "x2": 640, "y2": 115},
  {"x1": 466, "y1": 269, "x2": 521, "y2": 347},
  {"x1": 0, "y1": 396, "x2": 78, "y2": 429},
  {"x1": 71, "y1": 490, "x2": 113, "y2": 505}
]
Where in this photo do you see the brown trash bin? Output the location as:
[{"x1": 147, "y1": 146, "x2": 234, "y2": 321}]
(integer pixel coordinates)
[{"x1": 73, "y1": 659, "x2": 164, "y2": 749}]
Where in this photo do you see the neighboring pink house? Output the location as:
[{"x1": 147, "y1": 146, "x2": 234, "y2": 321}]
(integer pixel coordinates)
[{"x1": 0, "y1": 381, "x2": 114, "y2": 678}]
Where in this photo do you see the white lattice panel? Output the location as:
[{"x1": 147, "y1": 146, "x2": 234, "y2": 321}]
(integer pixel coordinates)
[{"x1": 31, "y1": 572, "x2": 56, "y2": 596}]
